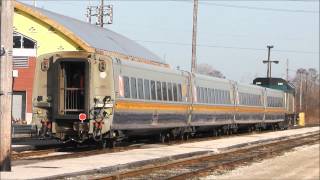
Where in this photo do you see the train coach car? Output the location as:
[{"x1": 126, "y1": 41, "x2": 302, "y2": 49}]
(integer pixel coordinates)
[
  {"x1": 112, "y1": 58, "x2": 191, "y2": 139},
  {"x1": 32, "y1": 51, "x2": 293, "y2": 147}
]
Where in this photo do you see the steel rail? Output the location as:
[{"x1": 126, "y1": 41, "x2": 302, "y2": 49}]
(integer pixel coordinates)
[{"x1": 93, "y1": 133, "x2": 319, "y2": 180}]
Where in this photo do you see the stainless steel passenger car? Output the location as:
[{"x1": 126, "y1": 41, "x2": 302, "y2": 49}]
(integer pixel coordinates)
[{"x1": 32, "y1": 51, "x2": 292, "y2": 145}]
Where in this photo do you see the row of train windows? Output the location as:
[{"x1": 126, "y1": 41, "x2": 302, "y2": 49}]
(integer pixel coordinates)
[
  {"x1": 267, "y1": 96, "x2": 284, "y2": 107},
  {"x1": 123, "y1": 76, "x2": 183, "y2": 102},
  {"x1": 196, "y1": 87, "x2": 231, "y2": 104},
  {"x1": 239, "y1": 92, "x2": 262, "y2": 106}
]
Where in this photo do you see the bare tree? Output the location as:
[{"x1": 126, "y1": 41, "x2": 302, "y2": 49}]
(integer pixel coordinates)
[
  {"x1": 292, "y1": 68, "x2": 320, "y2": 125},
  {"x1": 197, "y1": 63, "x2": 225, "y2": 79}
]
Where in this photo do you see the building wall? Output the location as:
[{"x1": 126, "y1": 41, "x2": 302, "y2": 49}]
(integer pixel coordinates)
[
  {"x1": 13, "y1": 9, "x2": 83, "y2": 124},
  {"x1": 12, "y1": 56, "x2": 36, "y2": 124},
  {"x1": 14, "y1": 9, "x2": 81, "y2": 57}
]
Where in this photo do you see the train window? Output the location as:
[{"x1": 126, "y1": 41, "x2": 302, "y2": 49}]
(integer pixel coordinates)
[
  {"x1": 227, "y1": 92, "x2": 231, "y2": 104},
  {"x1": 197, "y1": 87, "x2": 200, "y2": 102},
  {"x1": 239, "y1": 93, "x2": 262, "y2": 106},
  {"x1": 216, "y1": 90, "x2": 220, "y2": 104},
  {"x1": 210, "y1": 89, "x2": 215, "y2": 104},
  {"x1": 222, "y1": 91, "x2": 226, "y2": 104},
  {"x1": 177, "y1": 84, "x2": 182, "y2": 101},
  {"x1": 200, "y1": 87, "x2": 204, "y2": 103},
  {"x1": 221, "y1": 90, "x2": 225, "y2": 104},
  {"x1": 144, "y1": 79, "x2": 150, "y2": 100},
  {"x1": 227, "y1": 91, "x2": 231, "y2": 104},
  {"x1": 212, "y1": 89, "x2": 216, "y2": 104},
  {"x1": 151, "y1": 80, "x2": 156, "y2": 100},
  {"x1": 162, "y1": 82, "x2": 168, "y2": 101},
  {"x1": 137, "y1": 78, "x2": 144, "y2": 99},
  {"x1": 131, "y1": 77, "x2": 137, "y2": 99},
  {"x1": 123, "y1": 76, "x2": 130, "y2": 98},
  {"x1": 207, "y1": 88, "x2": 211, "y2": 104},
  {"x1": 204, "y1": 88, "x2": 208, "y2": 103},
  {"x1": 156, "y1": 81, "x2": 162, "y2": 101},
  {"x1": 173, "y1": 83, "x2": 178, "y2": 101},
  {"x1": 168, "y1": 83, "x2": 173, "y2": 101},
  {"x1": 246, "y1": 94, "x2": 249, "y2": 105},
  {"x1": 210, "y1": 89, "x2": 214, "y2": 104}
]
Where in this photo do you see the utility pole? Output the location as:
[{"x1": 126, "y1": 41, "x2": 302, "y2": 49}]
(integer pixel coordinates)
[
  {"x1": 304, "y1": 72, "x2": 308, "y2": 114},
  {"x1": 299, "y1": 71, "x2": 303, "y2": 112},
  {"x1": 86, "y1": 0, "x2": 113, "y2": 27},
  {"x1": 191, "y1": 0, "x2": 198, "y2": 73},
  {"x1": 33, "y1": 0, "x2": 36, "y2": 7},
  {"x1": 98, "y1": 0, "x2": 104, "y2": 27},
  {"x1": 263, "y1": 45, "x2": 279, "y2": 78},
  {"x1": 286, "y1": 59, "x2": 289, "y2": 81},
  {"x1": 0, "y1": 0, "x2": 14, "y2": 171}
]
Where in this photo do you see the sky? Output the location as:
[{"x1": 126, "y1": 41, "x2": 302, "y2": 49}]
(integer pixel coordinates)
[{"x1": 21, "y1": 0, "x2": 319, "y2": 83}]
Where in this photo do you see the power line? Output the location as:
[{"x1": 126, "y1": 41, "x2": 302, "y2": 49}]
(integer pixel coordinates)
[
  {"x1": 134, "y1": 39, "x2": 319, "y2": 54},
  {"x1": 199, "y1": 2, "x2": 319, "y2": 14}
]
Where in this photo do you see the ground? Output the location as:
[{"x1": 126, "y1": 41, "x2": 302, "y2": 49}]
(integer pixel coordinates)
[{"x1": 203, "y1": 143, "x2": 320, "y2": 180}]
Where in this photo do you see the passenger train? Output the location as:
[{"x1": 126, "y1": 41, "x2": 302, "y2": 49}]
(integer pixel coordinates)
[{"x1": 32, "y1": 51, "x2": 295, "y2": 147}]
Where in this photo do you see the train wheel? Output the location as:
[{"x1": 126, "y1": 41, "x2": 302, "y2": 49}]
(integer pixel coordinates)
[
  {"x1": 233, "y1": 128, "x2": 238, "y2": 134},
  {"x1": 184, "y1": 133, "x2": 189, "y2": 141},
  {"x1": 160, "y1": 134, "x2": 166, "y2": 143},
  {"x1": 108, "y1": 140, "x2": 116, "y2": 148},
  {"x1": 213, "y1": 130, "x2": 218, "y2": 137},
  {"x1": 100, "y1": 139, "x2": 108, "y2": 149}
]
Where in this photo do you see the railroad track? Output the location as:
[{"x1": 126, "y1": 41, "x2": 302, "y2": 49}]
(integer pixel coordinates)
[
  {"x1": 87, "y1": 133, "x2": 319, "y2": 180},
  {"x1": 12, "y1": 128, "x2": 274, "y2": 162},
  {"x1": 12, "y1": 127, "x2": 305, "y2": 163}
]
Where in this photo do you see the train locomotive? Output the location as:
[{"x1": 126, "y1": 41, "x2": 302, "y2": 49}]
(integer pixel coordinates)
[{"x1": 32, "y1": 51, "x2": 296, "y2": 147}]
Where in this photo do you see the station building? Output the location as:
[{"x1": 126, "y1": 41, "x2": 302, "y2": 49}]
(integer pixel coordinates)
[{"x1": 12, "y1": 2, "x2": 165, "y2": 124}]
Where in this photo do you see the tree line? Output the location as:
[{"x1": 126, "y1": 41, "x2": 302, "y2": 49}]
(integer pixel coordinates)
[{"x1": 291, "y1": 68, "x2": 319, "y2": 125}]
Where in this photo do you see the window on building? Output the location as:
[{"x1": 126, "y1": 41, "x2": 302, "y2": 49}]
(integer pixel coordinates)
[
  {"x1": 13, "y1": 36, "x2": 22, "y2": 48},
  {"x1": 13, "y1": 32, "x2": 36, "y2": 49}
]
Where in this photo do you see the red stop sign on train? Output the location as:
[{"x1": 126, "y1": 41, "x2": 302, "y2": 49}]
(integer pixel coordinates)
[{"x1": 79, "y1": 113, "x2": 87, "y2": 121}]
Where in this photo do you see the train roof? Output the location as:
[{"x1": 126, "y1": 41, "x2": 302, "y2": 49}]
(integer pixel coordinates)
[
  {"x1": 253, "y1": 77, "x2": 295, "y2": 93},
  {"x1": 115, "y1": 57, "x2": 186, "y2": 76},
  {"x1": 194, "y1": 73, "x2": 231, "y2": 83},
  {"x1": 18, "y1": 2, "x2": 164, "y2": 64}
]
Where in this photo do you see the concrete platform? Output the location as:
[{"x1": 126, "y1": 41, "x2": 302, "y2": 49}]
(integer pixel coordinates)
[{"x1": 1, "y1": 127, "x2": 319, "y2": 180}]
